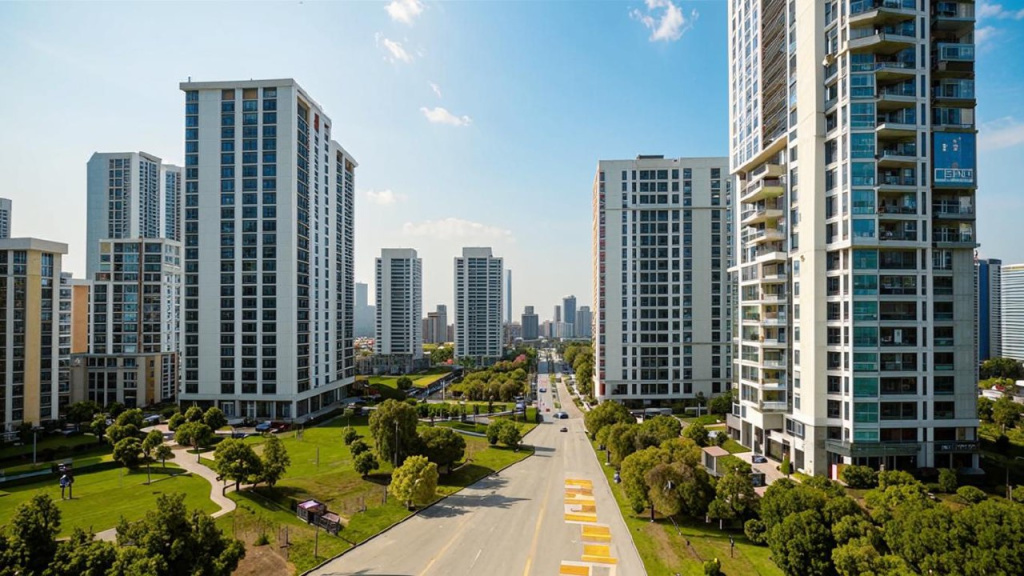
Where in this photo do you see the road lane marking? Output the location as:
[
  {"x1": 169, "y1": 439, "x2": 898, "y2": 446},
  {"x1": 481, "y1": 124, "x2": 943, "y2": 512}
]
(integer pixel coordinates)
[
  {"x1": 417, "y1": 508, "x2": 474, "y2": 576},
  {"x1": 521, "y1": 480, "x2": 552, "y2": 576}
]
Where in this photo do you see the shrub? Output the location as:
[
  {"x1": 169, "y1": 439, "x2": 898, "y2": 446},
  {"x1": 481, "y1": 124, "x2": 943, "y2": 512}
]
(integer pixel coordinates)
[
  {"x1": 840, "y1": 465, "x2": 878, "y2": 489},
  {"x1": 780, "y1": 453, "x2": 791, "y2": 476},
  {"x1": 254, "y1": 532, "x2": 270, "y2": 546},
  {"x1": 349, "y1": 439, "x2": 369, "y2": 456},
  {"x1": 343, "y1": 427, "x2": 359, "y2": 445},
  {"x1": 938, "y1": 468, "x2": 958, "y2": 493},
  {"x1": 956, "y1": 485, "x2": 987, "y2": 504},
  {"x1": 714, "y1": 431, "x2": 729, "y2": 447},
  {"x1": 744, "y1": 518, "x2": 768, "y2": 545},
  {"x1": 703, "y1": 557, "x2": 723, "y2": 576}
]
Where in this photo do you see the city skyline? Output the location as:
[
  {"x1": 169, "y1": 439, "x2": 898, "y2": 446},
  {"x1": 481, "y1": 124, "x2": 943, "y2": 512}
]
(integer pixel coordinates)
[{"x1": 1, "y1": 2, "x2": 1023, "y2": 315}]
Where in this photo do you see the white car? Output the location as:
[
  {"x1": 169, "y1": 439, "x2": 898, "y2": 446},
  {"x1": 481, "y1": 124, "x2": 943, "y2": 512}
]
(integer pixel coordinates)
[{"x1": 539, "y1": 387, "x2": 547, "y2": 393}]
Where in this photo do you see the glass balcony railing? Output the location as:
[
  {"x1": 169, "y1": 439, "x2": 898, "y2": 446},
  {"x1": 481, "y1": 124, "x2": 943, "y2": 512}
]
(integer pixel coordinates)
[
  {"x1": 933, "y1": 201, "x2": 974, "y2": 216},
  {"x1": 935, "y1": 43, "x2": 975, "y2": 62},
  {"x1": 851, "y1": 0, "x2": 916, "y2": 16},
  {"x1": 934, "y1": 80, "x2": 975, "y2": 99},
  {"x1": 934, "y1": 228, "x2": 975, "y2": 243}
]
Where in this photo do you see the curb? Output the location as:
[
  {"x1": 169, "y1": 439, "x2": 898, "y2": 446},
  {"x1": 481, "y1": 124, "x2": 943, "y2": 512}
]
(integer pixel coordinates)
[{"x1": 301, "y1": 435, "x2": 538, "y2": 575}]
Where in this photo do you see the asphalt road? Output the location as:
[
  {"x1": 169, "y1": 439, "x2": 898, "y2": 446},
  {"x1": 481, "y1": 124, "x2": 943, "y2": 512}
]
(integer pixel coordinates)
[{"x1": 309, "y1": 363, "x2": 645, "y2": 576}]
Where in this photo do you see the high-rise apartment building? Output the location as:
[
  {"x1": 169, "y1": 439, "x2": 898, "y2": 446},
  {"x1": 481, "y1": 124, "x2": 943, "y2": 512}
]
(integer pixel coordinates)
[
  {"x1": 355, "y1": 282, "x2": 375, "y2": 338},
  {"x1": 454, "y1": 247, "x2": 503, "y2": 364},
  {"x1": 178, "y1": 78, "x2": 356, "y2": 421},
  {"x1": 505, "y1": 270, "x2": 513, "y2": 324},
  {"x1": 0, "y1": 198, "x2": 11, "y2": 239},
  {"x1": 563, "y1": 295, "x2": 577, "y2": 338},
  {"x1": 86, "y1": 152, "x2": 180, "y2": 277},
  {"x1": 522, "y1": 306, "x2": 539, "y2": 340},
  {"x1": 554, "y1": 305, "x2": 562, "y2": 324},
  {"x1": 424, "y1": 304, "x2": 448, "y2": 344},
  {"x1": 575, "y1": 306, "x2": 593, "y2": 339},
  {"x1": 71, "y1": 238, "x2": 181, "y2": 407},
  {"x1": 1002, "y1": 264, "x2": 1024, "y2": 363},
  {"x1": 976, "y1": 258, "x2": 1001, "y2": 362},
  {"x1": 592, "y1": 156, "x2": 734, "y2": 403},
  {"x1": 727, "y1": 0, "x2": 979, "y2": 475},
  {"x1": 375, "y1": 249, "x2": 422, "y2": 362},
  {"x1": 0, "y1": 238, "x2": 68, "y2": 431}
]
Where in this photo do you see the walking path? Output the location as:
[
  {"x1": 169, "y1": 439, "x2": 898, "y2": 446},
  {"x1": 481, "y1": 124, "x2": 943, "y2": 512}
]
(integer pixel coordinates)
[{"x1": 94, "y1": 442, "x2": 236, "y2": 542}]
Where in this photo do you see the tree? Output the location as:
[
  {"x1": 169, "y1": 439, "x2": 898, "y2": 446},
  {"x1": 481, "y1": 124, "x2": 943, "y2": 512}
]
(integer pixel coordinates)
[
  {"x1": 978, "y1": 396, "x2": 994, "y2": 422},
  {"x1": 116, "y1": 493, "x2": 244, "y2": 576},
  {"x1": 106, "y1": 422, "x2": 140, "y2": 445},
  {"x1": 354, "y1": 451, "x2": 379, "y2": 478},
  {"x1": 65, "y1": 400, "x2": 102, "y2": 426},
  {"x1": 605, "y1": 422, "x2": 639, "y2": 466},
  {"x1": 744, "y1": 518, "x2": 768, "y2": 545},
  {"x1": 213, "y1": 439, "x2": 262, "y2": 491},
  {"x1": 47, "y1": 527, "x2": 118, "y2": 576},
  {"x1": 175, "y1": 421, "x2": 213, "y2": 462},
  {"x1": 709, "y1": 389, "x2": 734, "y2": 418},
  {"x1": 113, "y1": 437, "x2": 144, "y2": 468},
  {"x1": 498, "y1": 420, "x2": 522, "y2": 449},
  {"x1": 184, "y1": 405, "x2": 205, "y2": 423},
  {"x1": 349, "y1": 439, "x2": 370, "y2": 456},
  {"x1": 639, "y1": 415, "x2": 682, "y2": 444},
  {"x1": 258, "y1": 434, "x2": 290, "y2": 489},
  {"x1": 768, "y1": 508, "x2": 835, "y2": 576},
  {"x1": 155, "y1": 444, "x2": 174, "y2": 468},
  {"x1": 952, "y1": 498, "x2": 1024, "y2": 576},
  {"x1": 203, "y1": 407, "x2": 228, "y2": 431},
  {"x1": 781, "y1": 453, "x2": 792, "y2": 476},
  {"x1": 396, "y1": 376, "x2": 414, "y2": 391},
  {"x1": 981, "y1": 357, "x2": 1024, "y2": 380},
  {"x1": 709, "y1": 461, "x2": 758, "y2": 528},
  {"x1": 389, "y1": 455, "x2": 439, "y2": 509},
  {"x1": 956, "y1": 485, "x2": 987, "y2": 505},
  {"x1": 682, "y1": 422, "x2": 709, "y2": 447},
  {"x1": 90, "y1": 414, "x2": 108, "y2": 439},
  {"x1": 107, "y1": 402, "x2": 126, "y2": 419},
  {"x1": 832, "y1": 537, "x2": 908, "y2": 576},
  {"x1": 419, "y1": 427, "x2": 466, "y2": 474},
  {"x1": 168, "y1": 412, "x2": 186, "y2": 432},
  {"x1": 759, "y1": 479, "x2": 827, "y2": 532},
  {"x1": 115, "y1": 408, "x2": 145, "y2": 429},
  {"x1": 621, "y1": 447, "x2": 664, "y2": 515},
  {"x1": 583, "y1": 401, "x2": 634, "y2": 437},
  {"x1": 992, "y1": 396, "x2": 1021, "y2": 433},
  {"x1": 369, "y1": 399, "x2": 420, "y2": 468},
  {"x1": 6, "y1": 494, "x2": 62, "y2": 575},
  {"x1": 486, "y1": 420, "x2": 502, "y2": 445},
  {"x1": 142, "y1": 429, "x2": 165, "y2": 459},
  {"x1": 938, "y1": 468, "x2": 958, "y2": 493},
  {"x1": 343, "y1": 427, "x2": 359, "y2": 445},
  {"x1": 840, "y1": 465, "x2": 878, "y2": 489},
  {"x1": 644, "y1": 462, "x2": 686, "y2": 520},
  {"x1": 430, "y1": 345, "x2": 453, "y2": 365}
]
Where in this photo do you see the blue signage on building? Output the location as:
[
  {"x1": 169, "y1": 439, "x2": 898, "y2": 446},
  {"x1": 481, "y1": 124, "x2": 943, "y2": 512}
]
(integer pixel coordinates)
[{"x1": 933, "y1": 133, "x2": 976, "y2": 187}]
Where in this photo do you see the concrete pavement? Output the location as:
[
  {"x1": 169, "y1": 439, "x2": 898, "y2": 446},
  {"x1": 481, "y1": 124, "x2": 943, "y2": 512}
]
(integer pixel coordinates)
[{"x1": 308, "y1": 366, "x2": 645, "y2": 576}]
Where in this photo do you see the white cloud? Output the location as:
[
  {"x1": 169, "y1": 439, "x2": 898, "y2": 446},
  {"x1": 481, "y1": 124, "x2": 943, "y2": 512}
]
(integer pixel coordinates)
[
  {"x1": 979, "y1": 1, "x2": 1024, "y2": 20},
  {"x1": 375, "y1": 33, "x2": 413, "y2": 63},
  {"x1": 386, "y1": 0, "x2": 424, "y2": 24},
  {"x1": 980, "y1": 117, "x2": 1024, "y2": 151},
  {"x1": 630, "y1": 0, "x2": 698, "y2": 43},
  {"x1": 975, "y1": 26, "x2": 1000, "y2": 49},
  {"x1": 364, "y1": 189, "x2": 406, "y2": 206},
  {"x1": 429, "y1": 82, "x2": 442, "y2": 98},
  {"x1": 402, "y1": 218, "x2": 514, "y2": 242},
  {"x1": 419, "y1": 106, "x2": 472, "y2": 126}
]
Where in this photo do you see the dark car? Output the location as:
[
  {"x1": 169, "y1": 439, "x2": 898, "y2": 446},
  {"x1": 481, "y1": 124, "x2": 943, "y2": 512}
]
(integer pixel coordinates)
[
  {"x1": 555, "y1": 412, "x2": 569, "y2": 419},
  {"x1": 255, "y1": 422, "x2": 272, "y2": 432},
  {"x1": 751, "y1": 454, "x2": 768, "y2": 464},
  {"x1": 560, "y1": 427, "x2": 568, "y2": 432}
]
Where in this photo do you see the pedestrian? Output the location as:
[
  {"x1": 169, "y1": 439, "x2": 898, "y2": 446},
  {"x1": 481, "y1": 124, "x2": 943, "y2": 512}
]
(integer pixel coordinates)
[
  {"x1": 730, "y1": 535, "x2": 735, "y2": 558},
  {"x1": 59, "y1": 475, "x2": 68, "y2": 500}
]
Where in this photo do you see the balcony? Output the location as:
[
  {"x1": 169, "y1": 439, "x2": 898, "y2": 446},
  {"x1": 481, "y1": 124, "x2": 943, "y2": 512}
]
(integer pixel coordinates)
[
  {"x1": 755, "y1": 247, "x2": 788, "y2": 263},
  {"x1": 760, "y1": 270, "x2": 787, "y2": 283},
  {"x1": 876, "y1": 172, "x2": 917, "y2": 190},
  {"x1": 850, "y1": 0, "x2": 917, "y2": 26},
  {"x1": 879, "y1": 223, "x2": 918, "y2": 242},
  {"x1": 876, "y1": 113, "x2": 917, "y2": 138},
  {"x1": 763, "y1": 313, "x2": 788, "y2": 326},
  {"x1": 933, "y1": 43, "x2": 975, "y2": 74},
  {"x1": 741, "y1": 178, "x2": 784, "y2": 204},
  {"x1": 933, "y1": 227, "x2": 976, "y2": 246},
  {"x1": 759, "y1": 401, "x2": 789, "y2": 413},
  {"x1": 873, "y1": 59, "x2": 917, "y2": 81},
  {"x1": 762, "y1": 358, "x2": 787, "y2": 369},
  {"x1": 877, "y1": 144, "x2": 918, "y2": 166},
  {"x1": 741, "y1": 205, "x2": 784, "y2": 226},
  {"x1": 877, "y1": 83, "x2": 917, "y2": 110},
  {"x1": 850, "y1": 22, "x2": 917, "y2": 55},
  {"x1": 761, "y1": 378, "x2": 787, "y2": 390},
  {"x1": 760, "y1": 292, "x2": 786, "y2": 303},
  {"x1": 933, "y1": 80, "x2": 976, "y2": 106},
  {"x1": 750, "y1": 163, "x2": 784, "y2": 181},
  {"x1": 932, "y1": 2, "x2": 975, "y2": 33},
  {"x1": 825, "y1": 439, "x2": 920, "y2": 457},
  {"x1": 876, "y1": 195, "x2": 918, "y2": 216},
  {"x1": 933, "y1": 200, "x2": 975, "y2": 219},
  {"x1": 747, "y1": 228, "x2": 785, "y2": 245}
]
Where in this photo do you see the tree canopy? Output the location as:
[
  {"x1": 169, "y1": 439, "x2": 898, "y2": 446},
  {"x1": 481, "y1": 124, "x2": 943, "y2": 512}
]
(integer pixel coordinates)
[
  {"x1": 369, "y1": 399, "x2": 421, "y2": 467},
  {"x1": 389, "y1": 455, "x2": 439, "y2": 509}
]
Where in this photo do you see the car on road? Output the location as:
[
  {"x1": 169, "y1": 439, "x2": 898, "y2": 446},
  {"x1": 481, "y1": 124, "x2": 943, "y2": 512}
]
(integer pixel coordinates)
[
  {"x1": 255, "y1": 421, "x2": 272, "y2": 432},
  {"x1": 539, "y1": 387, "x2": 546, "y2": 393},
  {"x1": 555, "y1": 411, "x2": 569, "y2": 419},
  {"x1": 559, "y1": 427, "x2": 568, "y2": 432},
  {"x1": 751, "y1": 454, "x2": 768, "y2": 463}
]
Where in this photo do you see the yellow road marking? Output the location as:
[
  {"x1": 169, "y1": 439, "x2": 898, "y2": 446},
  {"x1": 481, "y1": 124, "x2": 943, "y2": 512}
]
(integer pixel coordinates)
[{"x1": 522, "y1": 480, "x2": 552, "y2": 576}]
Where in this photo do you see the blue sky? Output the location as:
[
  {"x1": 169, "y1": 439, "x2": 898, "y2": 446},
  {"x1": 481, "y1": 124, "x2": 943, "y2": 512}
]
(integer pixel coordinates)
[{"x1": 0, "y1": 1, "x2": 1022, "y2": 319}]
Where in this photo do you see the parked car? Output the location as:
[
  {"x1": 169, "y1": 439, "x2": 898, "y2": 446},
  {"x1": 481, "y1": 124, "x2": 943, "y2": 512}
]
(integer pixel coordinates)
[
  {"x1": 255, "y1": 421, "x2": 273, "y2": 432},
  {"x1": 539, "y1": 387, "x2": 547, "y2": 393},
  {"x1": 560, "y1": 427, "x2": 568, "y2": 432},
  {"x1": 751, "y1": 454, "x2": 767, "y2": 464},
  {"x1": 555, "y1": 412, "x2": 569, "y2": 419}
]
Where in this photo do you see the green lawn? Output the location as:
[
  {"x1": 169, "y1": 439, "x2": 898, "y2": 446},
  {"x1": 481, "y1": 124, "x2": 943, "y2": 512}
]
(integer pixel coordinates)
[
  {"x1": 720, "y1": 437, "x2": 750, "y2": 455},
  {"x1": 0, "y1": 434, "x2": 102, "y2": 461},
  {"x1": 589, "y1": 439, "x2": 782, "y2": 576},
  {"x1": 1, "y1": 446, "x2": 113, "y2": 476},
  {"x1": 0, "y1": 464, "x2": 217, "y2": 537},
  {"x1": 434, "y1": 407, "x2": 539, "y2": 436},
  {"x1": 218, "y1": 415, "x2": 532, "y2": 572}
]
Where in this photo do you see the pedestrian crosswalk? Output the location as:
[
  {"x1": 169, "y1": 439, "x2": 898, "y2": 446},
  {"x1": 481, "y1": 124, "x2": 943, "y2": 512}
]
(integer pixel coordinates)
[{"x1": 559, "y1": 477, "x2": 617, "y2": 575}]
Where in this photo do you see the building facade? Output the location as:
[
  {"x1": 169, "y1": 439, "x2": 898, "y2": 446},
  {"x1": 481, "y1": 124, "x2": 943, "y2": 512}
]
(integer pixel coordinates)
[
  {"x1": 977, "y1": 258, "x2": 1001, "y2": 363},
  {"x1": 178, "y1": 78, "x2": 356, "y2": 421},
  {"x1": 592, "y1": 156, "x2": 734, "y2": 405},
  {"x1": 575, "y1": 305, "x2": 593, "y2": 339},
  {"x1": 454, "y1": 247, "x2": 503, "y2": 363},
  {"x1": 86, "y1": 152, "x2": 180, "y2": 278},
  {"x1": 522, "y1": 305, "x2": 539, "y2": 340},
  {"x1": 424, "y1": 304, "x2": 448, "y2": 344},
  {"x1": 0, "y1": 238, "x2": 68, "y2": 431},
  {"x1": 1002, "y1": 264, "x2": 1024, "y2": 363},
  {"x1": 0, "y1": 198, "x2": 11, "y2": 239},
  {"x1": 374, "y1": 249, "x2": 423, "y2": 372},
  {"x1": 726, "y1": 0, "x2": 979, "y2": 475},
  {"x1": 355, "y1": 282, "x2": 375, "y2": 338},
  {"x1": 563, "y1": 295, "x2": 577, "y2": 338}
]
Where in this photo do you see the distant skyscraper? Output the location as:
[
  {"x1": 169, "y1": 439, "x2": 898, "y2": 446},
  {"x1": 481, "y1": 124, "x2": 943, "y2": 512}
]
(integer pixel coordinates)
[
  {"x1": 355, "y1": 283, "x2": 375, "y2": 338},
  {"x1": 593, "y1": 156, "x2": 733, "y2": 404},
  {"x1": 554, "y1": 305, "x2": 561, "y2": 324},
  {"x1": 1002, "y1": 264, "x2": 1024, "y2": 363},
  {"x1": 522, "y1": 306, "x2": 539, "y2": 340},
  {"x1": 454, "y1": 247, "x2": 503, "y2": 363},
  {"x1": 0, "y1": 238, "x2": 68, "y2": 430},
  {"x1": 86, "y1": 151, "x2": 179, "y2": 278},
  {"x1": 375, "y1": 249, "x2": 422, "y2": 360},
  {"x1": 575, "y1": 306, "x2": 593, "y2": 339},
  {"x1": 424, "y1": 304, "x2": 448, "y2": 344},
  {"x1": 177, "y1": 78, "x2": 356, "y2": 421},
  {"x1": 563, "y1": 295, "x2": 577, "y2": 338},
  {"x1": 0, "y1": 197, "x2": 11, "y2": 239},
  {"x1": 977, "y1": 259, "x2": 1002, "y2": 362},
  {"x1": 505, "y1": 269, "x2": 513, "y2": 324}
]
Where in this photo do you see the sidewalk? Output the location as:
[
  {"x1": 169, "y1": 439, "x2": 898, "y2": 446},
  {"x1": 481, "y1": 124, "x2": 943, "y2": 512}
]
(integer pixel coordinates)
[{"x1": 94, "y1": 442, "x2": 236, "y2": 542}]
